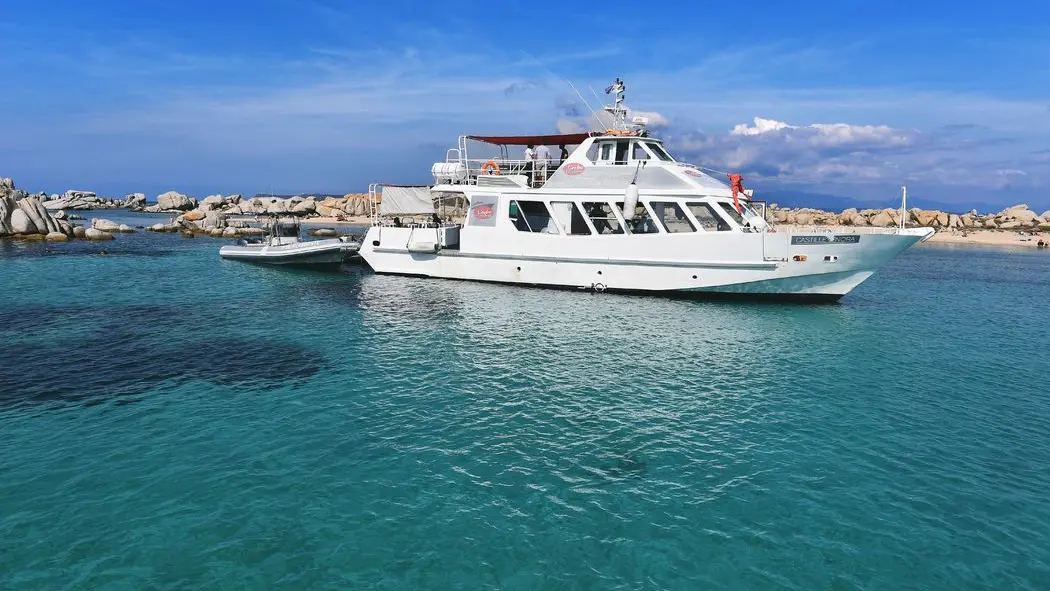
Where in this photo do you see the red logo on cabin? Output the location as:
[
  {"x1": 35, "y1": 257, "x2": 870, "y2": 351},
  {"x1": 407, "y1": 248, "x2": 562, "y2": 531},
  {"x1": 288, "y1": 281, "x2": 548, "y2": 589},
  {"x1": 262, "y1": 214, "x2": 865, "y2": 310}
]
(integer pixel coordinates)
[
  {"x1": 472, "y1": 205, "x2": 494, "y2": 219},
  {"x1": 682, "y1": 168, "x2": 702, "y2": 177},
  {"x1": 563, "y1": 162, "x2": 586, "y2": 176}
]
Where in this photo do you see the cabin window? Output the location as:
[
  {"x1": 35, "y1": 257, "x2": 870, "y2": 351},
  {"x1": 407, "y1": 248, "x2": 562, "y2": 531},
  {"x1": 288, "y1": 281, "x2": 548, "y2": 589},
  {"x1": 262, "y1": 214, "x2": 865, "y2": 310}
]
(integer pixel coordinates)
[
  {"x1": 717, "y1": 202, "x2": 746, "y2": 226},
  {"x1": 509, "y1": 200, "x2": 559, "y2": 234},
  {"x1": 614, "y1": 140, "x2": 629, "y2": 165},
  {"x1": 550, "y1": 201, "x2": 591, "y2": 235},
  {"x1": 599, "y1": 143, "x2": 614, "y2": 162},
  {"x1": 687, "y1": 202, "x2": 731, "y2": 231},
  {"x1": 615, "y1": 202, "x2": 661, "y2": 234},
  {"x1": 649, "y1": 202, "x2": 696, "y2": 233},
  {"x1": 644, "y1": 142, "x2": 675, "y2": 162},
  {"x1": 582, "y1": 202, "x2": 624, "y2": 234},
  {"x1": 632, "y1": 142, "x2": 649, "y2": 161}
]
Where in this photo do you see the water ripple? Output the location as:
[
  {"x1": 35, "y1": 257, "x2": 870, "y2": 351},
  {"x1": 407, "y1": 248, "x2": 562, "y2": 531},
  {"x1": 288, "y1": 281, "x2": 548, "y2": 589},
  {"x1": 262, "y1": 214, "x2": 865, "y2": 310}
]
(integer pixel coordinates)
[{"x1": 1, "y1": 244, "x2": 1050, "y2": 588}]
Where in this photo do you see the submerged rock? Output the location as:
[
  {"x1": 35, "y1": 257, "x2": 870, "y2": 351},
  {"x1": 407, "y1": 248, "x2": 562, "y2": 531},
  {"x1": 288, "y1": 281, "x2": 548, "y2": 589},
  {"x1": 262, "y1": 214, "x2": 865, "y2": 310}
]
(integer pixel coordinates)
[{"x1": 45, "y1": 231, "x2": 69, "y2": 242}]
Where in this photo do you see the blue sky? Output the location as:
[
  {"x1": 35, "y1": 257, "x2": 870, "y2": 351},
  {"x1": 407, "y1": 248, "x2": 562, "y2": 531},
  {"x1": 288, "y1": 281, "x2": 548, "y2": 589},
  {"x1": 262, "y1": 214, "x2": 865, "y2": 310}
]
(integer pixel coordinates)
[{"x1": 1, "y1": 0, "x2": 1048, "y2": 209}]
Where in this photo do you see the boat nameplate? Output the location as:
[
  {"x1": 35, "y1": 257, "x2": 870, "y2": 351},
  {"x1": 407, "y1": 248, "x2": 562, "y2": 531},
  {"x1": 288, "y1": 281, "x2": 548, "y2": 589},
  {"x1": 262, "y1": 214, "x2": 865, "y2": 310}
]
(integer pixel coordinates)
[{"x1": 791, "y1": 235, "x2": 861, "y2": 245}]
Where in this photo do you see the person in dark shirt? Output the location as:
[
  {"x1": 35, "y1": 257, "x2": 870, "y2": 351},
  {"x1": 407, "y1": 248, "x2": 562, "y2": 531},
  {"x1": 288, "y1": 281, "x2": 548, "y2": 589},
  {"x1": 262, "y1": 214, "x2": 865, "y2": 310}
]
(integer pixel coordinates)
[{"x1": 559, "y1": 144, "x2": 569, "y2": 163}]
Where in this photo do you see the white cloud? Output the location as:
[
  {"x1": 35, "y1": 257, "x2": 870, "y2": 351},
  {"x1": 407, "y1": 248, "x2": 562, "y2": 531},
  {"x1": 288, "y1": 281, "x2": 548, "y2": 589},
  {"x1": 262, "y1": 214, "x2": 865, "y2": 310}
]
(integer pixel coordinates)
[
  {"x1": 808, "y1": 123, "x2": 912, "y2": 147},
  {"x1": 730, "y1": 117, "x2": 913, "y2": 147},
  {"x1": 656, "y1": 111, "x2": 1050, "y2": 195},
  {"x1": 731, "y1": 117, "x2": 797, "y2": 135}
]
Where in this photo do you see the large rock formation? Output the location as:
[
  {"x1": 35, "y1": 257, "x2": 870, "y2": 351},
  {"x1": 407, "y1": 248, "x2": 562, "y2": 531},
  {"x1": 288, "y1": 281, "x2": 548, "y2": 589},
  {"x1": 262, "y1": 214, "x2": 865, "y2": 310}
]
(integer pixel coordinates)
[
  {"x1": 123, "y1": 193, "x2": 147, "y2": 210},
  {"x1": 199, "y1": 195, "x2": 227, "y2": 211},
  {"x1": 156, "y1": 191, "x2": 196, "y2": 211},
  {"x1": 1, "y1": 178, "x2": 73, "y2": 238},
  {"x1": 41, "y1": 190, "x2": 127, "y2": 211}
]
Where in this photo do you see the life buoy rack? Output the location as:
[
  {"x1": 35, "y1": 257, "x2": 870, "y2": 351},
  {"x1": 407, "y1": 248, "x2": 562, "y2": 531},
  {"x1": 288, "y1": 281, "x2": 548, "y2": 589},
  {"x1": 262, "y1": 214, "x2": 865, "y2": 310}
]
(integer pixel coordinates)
[{"x1": 481, "y1": 161, "x2": 500, "y2": 175}]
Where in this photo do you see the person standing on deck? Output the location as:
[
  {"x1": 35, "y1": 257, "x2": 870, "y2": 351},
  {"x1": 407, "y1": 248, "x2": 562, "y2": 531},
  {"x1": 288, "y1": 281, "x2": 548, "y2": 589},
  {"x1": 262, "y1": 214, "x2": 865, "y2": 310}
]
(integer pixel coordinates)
[
  {"x1": 535, "y1": 144, "x2": 551, "y2": 186},
  {"x1": 559, "y1": 144, "x2": 569, "y2": 163},
  {"x1": 523, "y1": 144, "x2": 536, "y2": 187}
]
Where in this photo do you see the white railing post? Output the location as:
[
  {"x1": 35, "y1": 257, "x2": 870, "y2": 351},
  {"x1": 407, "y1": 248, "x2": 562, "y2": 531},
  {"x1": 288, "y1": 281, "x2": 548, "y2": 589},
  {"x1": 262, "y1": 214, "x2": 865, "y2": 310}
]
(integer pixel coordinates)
[{"x1": 899, "y1": 185, "x2": 907, "y2": 230}]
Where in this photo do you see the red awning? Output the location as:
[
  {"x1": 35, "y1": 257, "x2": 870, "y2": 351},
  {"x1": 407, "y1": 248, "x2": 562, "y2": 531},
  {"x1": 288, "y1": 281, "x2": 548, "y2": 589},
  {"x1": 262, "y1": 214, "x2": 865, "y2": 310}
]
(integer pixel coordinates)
[{"x1": 466, "y1": 132, "x2": 592, "y2": 146}]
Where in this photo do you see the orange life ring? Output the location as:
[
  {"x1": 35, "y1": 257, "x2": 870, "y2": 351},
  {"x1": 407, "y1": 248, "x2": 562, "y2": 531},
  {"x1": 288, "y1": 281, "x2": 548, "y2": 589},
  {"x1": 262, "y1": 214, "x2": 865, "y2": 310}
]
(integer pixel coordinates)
[{"x1": 481, "y1": 160, "x2": 501, "y2": 175}]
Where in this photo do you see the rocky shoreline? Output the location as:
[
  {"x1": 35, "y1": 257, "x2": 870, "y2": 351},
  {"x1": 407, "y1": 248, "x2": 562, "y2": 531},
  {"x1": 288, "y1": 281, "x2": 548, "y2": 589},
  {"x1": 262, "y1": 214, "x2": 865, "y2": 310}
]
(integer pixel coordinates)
[
  {"x1": 3, "y1": 178, "x2": 1049, "y2": 246},
  {"x1": 766, "y1": 203, "x2": 1050, "y2": 232}
]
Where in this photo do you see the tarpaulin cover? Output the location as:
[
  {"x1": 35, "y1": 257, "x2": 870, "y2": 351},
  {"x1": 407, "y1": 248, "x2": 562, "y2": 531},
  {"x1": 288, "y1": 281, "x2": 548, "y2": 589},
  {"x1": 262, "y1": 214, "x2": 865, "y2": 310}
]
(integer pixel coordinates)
[
  {"x1": 379, "y1": 186, "x2": 434, "y2": 215},
  {"x1": 466, "y1": 133, "x2": 591, "y2": 146}
]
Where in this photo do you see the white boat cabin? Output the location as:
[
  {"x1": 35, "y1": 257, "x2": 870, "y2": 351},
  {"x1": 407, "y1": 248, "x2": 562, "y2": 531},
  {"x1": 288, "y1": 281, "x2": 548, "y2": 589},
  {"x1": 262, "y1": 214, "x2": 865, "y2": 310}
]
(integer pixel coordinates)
[{"x1": 373, "y1": 130, "x2": 768, "y2": 249}]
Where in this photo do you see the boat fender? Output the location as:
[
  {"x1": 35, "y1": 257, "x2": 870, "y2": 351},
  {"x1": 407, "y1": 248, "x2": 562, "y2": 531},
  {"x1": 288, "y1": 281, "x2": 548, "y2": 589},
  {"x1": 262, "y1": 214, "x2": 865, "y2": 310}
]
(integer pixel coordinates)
[
  {"x1": 622, "y1": 182, "x2": 639, "y2": 220},
  {"x1": 481, "y1": 161, "x2": 501, "y2": 176}
]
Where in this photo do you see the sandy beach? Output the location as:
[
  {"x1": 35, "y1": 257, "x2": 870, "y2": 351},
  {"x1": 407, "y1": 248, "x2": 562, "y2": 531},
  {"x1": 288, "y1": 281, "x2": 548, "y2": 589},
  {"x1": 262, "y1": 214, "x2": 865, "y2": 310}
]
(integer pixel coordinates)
[{"x1": 921, "y1": 228, "x2": 1049, "y2": 247}]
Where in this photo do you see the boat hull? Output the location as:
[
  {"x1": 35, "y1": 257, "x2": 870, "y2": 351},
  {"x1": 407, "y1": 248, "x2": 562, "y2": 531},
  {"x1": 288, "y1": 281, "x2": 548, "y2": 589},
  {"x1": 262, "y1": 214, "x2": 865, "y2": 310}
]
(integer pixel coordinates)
[{"x1": 359, "y1": 228, "x2": 931, "y2": 299}]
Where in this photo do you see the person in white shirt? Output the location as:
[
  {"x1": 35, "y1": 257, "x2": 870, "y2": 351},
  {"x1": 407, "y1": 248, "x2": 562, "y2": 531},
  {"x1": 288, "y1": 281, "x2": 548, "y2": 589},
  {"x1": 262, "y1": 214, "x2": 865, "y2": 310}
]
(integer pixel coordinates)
[
  {"x1": 535, "y1": 144, "x2": 551, "y2": 186},
  {"x1": 523, "y1": 144, "x2": 536, "y2": 186}
]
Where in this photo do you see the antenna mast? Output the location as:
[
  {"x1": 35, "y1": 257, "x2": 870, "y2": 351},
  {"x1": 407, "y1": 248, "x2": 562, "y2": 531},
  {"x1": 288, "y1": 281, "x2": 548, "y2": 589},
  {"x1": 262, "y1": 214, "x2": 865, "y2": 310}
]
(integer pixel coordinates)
[{"x1": 603, "y1": 78, "x2": 627, "y2": 130}]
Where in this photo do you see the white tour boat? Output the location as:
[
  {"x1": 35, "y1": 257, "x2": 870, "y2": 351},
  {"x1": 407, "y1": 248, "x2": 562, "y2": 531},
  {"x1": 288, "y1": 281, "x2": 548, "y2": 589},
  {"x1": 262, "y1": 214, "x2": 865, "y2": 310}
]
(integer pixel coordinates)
[
  {"x1": 219, "y1": 216, "x2": 358, "y2": 269},
  {"x1": 359, "y1": 80, "x2": 933, "y2": 301}
]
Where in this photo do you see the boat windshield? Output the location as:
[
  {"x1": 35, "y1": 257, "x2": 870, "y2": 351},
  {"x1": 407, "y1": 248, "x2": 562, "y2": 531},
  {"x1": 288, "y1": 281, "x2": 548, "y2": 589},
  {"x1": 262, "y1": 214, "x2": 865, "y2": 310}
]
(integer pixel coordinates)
[
  {"x1": 718, "y1": 202, "x2": 766, "y2": 231},
  {"x1": 718, "y1": 202, "x2": 746, "y2": 226},
  {"x1": 643, "y1": 141, "x2": 675, "y2": 162},
  {"x1": 273, "y1": 222, "x2": 300, "y2": 237}
]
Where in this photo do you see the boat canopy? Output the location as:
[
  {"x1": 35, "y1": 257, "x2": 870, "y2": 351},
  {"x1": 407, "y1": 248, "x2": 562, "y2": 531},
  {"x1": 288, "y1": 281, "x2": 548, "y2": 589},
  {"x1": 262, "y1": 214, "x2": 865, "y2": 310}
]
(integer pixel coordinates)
[
  {"x1": 466, "y1": 132, "x2": 591, "y2": 146},
  {"x1": 379, "y1": 185, "x2": 434, "y2": 215}
]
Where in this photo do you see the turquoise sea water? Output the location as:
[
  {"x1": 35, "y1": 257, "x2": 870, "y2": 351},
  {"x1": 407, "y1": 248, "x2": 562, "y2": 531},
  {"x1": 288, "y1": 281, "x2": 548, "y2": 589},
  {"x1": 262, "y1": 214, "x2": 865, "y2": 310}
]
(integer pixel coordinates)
[{"x1": 2, "y1": 213, "x2": 1050, "y2": 589}]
